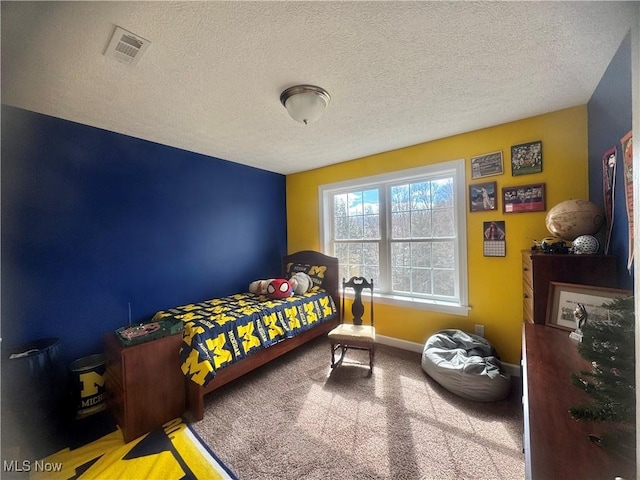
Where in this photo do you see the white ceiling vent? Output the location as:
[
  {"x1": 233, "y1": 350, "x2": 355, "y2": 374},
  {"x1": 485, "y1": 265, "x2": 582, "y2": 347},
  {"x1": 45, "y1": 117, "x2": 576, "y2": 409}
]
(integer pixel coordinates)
[{"x1": 104, "y1": 26, "x2": 150, "y2": 66}]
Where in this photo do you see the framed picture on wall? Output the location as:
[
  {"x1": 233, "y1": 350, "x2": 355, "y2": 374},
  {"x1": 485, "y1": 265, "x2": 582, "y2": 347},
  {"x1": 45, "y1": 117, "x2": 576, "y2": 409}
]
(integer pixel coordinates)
[
  {"x1": 471, "y1": 151, "x2": 503, "y2": 179},
  {"x1": 502, "y1": 183, "x2": 545, "y2": 213},
  {"x1": 469, "y1": 182, "x2": 497, "y2": 212},
  {"x1": 511, "y1": 141, "x2": 542, "y2": 175}
]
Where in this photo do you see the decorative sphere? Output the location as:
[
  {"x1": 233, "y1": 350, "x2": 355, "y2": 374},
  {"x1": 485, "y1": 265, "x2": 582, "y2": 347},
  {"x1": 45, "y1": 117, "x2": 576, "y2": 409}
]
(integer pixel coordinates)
[
  {"x1": 572, "y1": 235, "x2": 600, "y2": 254},
  {"x1": 545, "y1": 200, "x2": 604, "y2": 241}
]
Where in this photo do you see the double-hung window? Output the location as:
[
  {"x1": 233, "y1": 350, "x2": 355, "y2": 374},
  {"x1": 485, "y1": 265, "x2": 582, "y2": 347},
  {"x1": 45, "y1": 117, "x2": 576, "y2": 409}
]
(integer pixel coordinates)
[{"x1": 320, "y1": 159, "x2": 469, "y2": 315}]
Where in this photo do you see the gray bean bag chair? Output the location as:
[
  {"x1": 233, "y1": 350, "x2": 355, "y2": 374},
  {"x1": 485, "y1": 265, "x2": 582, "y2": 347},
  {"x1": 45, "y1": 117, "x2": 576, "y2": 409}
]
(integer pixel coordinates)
[{"x1": 421, "y1": 329, "x2": 510, "y2": 402}]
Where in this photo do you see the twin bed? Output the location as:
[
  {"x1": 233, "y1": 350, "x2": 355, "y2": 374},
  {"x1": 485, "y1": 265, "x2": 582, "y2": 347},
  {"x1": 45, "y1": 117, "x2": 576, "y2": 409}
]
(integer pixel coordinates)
[{"x1": 152, "y1": 250, "x2": 340, "y2": 421}]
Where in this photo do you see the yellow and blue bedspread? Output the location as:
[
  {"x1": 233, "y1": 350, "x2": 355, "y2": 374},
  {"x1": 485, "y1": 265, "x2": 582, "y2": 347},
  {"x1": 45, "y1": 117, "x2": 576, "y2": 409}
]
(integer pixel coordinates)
[{"x1": 152, "y1": 290, "x2": 337, "y2": 387}]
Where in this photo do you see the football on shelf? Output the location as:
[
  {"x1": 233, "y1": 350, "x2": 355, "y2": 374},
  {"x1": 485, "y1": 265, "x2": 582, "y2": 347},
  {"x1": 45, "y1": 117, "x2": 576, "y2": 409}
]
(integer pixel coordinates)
[{"x1": 545, "y1": 199, "x2": 604, "y2": 241}]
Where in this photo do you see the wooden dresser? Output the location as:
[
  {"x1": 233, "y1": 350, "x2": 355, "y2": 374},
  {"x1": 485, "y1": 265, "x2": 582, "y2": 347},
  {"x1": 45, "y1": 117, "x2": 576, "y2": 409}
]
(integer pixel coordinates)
[
  {"x1": 521, "y1": 251, "x2": 618, "y2": 324},
  {"x1": 522, "y1": 323, "x2": 635, "y2": 479},
  {"x1": 104, "y1": 332, "x2": 185, "y2": 442}
]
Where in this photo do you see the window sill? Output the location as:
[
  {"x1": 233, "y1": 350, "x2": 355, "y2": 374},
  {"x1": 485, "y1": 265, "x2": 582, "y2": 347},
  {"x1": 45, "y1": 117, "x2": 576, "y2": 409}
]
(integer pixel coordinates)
[{"x1": 343, "y1": 292, "x2": 470, "y2": 316}]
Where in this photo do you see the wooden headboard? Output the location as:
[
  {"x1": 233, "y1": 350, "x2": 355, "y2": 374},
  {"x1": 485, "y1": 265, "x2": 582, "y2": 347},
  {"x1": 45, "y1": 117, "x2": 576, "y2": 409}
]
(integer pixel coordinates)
[{"x1": 282, "y1": 250, "x2": 339, "y2": 308}]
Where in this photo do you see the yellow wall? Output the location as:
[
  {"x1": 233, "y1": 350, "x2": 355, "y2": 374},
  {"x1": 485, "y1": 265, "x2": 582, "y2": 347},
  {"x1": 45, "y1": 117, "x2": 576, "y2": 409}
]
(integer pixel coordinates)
[{"x1": 286, "y1": 106, "x2": 588, "y2": 364}]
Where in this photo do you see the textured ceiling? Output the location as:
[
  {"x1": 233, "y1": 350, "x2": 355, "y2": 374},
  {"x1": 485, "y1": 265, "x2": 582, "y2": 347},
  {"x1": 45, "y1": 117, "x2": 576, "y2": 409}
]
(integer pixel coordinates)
[{"x1": 1, "y1": 1, "x2": 637, "y2": 174}]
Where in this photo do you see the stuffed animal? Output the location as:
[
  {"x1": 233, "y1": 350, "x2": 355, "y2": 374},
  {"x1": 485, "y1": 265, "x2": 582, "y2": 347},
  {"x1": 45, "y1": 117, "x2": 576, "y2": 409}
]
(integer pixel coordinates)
[
  {"x1": 266, "y1": 278, "x2": 293, "y2": 299},
  {"x1": 249, "y1": 279, "x2": 274, "y2": 295},
  {"x1": 289, "y1": 272, "x2": 313, "y2": 295}
]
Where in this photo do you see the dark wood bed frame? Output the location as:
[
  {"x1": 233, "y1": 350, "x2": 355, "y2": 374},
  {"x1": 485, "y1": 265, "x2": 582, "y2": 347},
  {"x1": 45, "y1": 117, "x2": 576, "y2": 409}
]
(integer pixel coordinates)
[{"x1": 185, "y1": 250, "x2": 340, "y2": 421}]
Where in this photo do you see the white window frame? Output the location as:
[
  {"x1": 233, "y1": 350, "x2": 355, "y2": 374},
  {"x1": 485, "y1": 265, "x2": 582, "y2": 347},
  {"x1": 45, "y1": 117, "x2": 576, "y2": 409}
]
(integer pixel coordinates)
[{"x1": 319, "y1": 159, "x2": 470, "y2": 316}]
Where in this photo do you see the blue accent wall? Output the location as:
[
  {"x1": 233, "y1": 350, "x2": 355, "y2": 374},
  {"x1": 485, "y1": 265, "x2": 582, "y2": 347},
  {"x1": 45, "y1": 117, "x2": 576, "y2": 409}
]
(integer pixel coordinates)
[
  {"x1": 588, "y1": 32, "x2": 633, "y2": 290},
  {"x1": 2, "y1": 105, "x2": 288, "y2": 363}
]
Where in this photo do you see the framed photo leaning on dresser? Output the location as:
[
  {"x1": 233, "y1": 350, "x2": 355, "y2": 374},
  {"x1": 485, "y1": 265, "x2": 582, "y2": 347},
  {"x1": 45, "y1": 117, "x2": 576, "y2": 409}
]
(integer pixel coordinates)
[{"x1": 545, "y1": 282, "x2": 632, "y2": 331}]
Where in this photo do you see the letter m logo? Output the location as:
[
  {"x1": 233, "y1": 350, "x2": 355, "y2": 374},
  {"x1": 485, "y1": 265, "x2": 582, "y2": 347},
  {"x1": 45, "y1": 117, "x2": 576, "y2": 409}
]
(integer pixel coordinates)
[{"x1": 79, "y1": 371, "x2": 104, "y2": 397}]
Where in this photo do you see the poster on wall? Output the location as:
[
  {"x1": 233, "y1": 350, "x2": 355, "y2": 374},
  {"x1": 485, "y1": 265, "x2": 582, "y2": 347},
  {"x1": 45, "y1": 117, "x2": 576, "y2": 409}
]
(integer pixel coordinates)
[
  {"x1": 511, "y1": 141, "x2": 542, "y2": 176},
  {"x1": 602, "y1": 146, "x2": 617, "y2": 254},
  {"x1": 471, "y1": 151, "x2": 504, "y2": 179},
  {"x1": 621, "y1": 131, "x2": 633, "y2": 270},
  {"x1": 502, "y1": 184, "x2": 546, "y2": 213},
  {"x1": 469, "y1": 182, "x2": 497, "y2": 212}
]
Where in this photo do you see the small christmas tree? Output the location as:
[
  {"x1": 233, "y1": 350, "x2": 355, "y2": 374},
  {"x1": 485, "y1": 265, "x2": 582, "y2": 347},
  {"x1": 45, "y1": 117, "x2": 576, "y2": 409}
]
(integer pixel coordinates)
[{"x1": 570, "y1": 295, "x2": 636, "y2": 460}]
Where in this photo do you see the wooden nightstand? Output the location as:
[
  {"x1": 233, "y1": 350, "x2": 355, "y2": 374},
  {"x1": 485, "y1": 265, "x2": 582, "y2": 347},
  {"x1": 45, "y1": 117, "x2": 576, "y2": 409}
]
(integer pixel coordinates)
[{"x1": 103, "y1": 332, "x2": 185, "y2": 443}]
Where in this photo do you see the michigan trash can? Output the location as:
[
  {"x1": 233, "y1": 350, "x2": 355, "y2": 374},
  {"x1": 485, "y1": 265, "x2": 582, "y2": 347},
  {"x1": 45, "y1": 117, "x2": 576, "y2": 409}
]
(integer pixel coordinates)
[{"x1": 69, "y1": 353, "x2": 106, "y2": 418}]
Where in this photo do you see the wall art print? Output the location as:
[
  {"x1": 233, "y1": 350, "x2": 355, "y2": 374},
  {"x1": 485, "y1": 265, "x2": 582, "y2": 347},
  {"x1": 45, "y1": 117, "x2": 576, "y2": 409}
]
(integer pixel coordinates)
[
  {"x1": 471, "y1": 151, "x2": 503, "y2": 179},
  {"x1": 469, "y1": 182, "x2": 497, "y2": 212},
  {"x1": 546, "y1": 282, "x2": 632, "y2": 331},
  {"x1": 502, "y1": 183, "x2": 545, "y2": 213},
  {"x1": 511, "y1": 140, "x2": 542, "y2": 176}
]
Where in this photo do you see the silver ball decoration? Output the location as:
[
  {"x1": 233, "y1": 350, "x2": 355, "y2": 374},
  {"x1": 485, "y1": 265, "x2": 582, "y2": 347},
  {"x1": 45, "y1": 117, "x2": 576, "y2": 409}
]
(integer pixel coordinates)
[{"x1": 571, "y1": 235, "x2": 599, "y2": 255}]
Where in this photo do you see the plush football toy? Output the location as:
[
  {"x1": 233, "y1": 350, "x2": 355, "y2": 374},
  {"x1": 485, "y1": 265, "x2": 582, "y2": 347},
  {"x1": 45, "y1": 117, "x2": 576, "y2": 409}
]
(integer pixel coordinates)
[
  {"x1": 266, "y1": 278, "x2": 293, "y2": 299},
  {"x1": 289, "y1": 272, "x2": 313, "y2": 295},
  {"x1": 249, "y1": 279, "x2": 274, "y2": 295}
]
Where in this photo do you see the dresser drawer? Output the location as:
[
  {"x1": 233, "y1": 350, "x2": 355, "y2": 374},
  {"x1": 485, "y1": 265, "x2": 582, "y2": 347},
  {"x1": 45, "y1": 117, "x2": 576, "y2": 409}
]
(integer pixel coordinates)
[
  {"x1": 523, "y1": 300, "x2": 534, "y2": 324},
  {"x1": 522, "y1": 252, "x2": 533, "y2": 289},
  {"x1": 523, "y1": 281, "x2": 534, "y2": 324}
]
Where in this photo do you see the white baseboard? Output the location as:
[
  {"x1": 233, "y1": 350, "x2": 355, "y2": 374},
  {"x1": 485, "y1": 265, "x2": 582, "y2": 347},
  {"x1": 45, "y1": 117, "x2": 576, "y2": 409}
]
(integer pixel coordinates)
[
  {"x1": 376, "y1": 334, "x2": 424, "y2": 353},
  {"x1": 376, "y1": 334, "x2": 521, "y2": 377}
]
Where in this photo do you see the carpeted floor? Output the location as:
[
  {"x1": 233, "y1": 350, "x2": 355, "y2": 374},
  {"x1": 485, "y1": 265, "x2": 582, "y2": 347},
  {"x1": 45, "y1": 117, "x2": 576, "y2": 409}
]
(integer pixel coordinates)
[{"x1": 192, "y1": 336, "x2": 524, "y2": 480}]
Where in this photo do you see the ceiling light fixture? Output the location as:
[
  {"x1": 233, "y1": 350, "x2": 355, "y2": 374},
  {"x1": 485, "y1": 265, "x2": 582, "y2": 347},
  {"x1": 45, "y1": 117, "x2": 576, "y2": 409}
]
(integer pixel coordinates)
[{"x1": 280, "y1": 85, "x2": 331, "y2": 125}]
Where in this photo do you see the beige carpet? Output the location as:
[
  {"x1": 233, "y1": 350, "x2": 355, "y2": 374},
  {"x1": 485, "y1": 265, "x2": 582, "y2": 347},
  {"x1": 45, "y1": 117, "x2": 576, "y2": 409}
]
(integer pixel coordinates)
[{"x1": 192, "y1": 336, "x2": 524, "y2": 479}]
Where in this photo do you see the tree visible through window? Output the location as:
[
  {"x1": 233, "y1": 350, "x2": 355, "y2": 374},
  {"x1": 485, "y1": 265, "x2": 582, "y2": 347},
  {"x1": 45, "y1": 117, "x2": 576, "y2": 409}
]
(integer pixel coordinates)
[
  {"x1": 333, "y1": 189, "x2": 380, "y2": 285},
  {"x1": 320, "y1": 160, "x2": 467, "y2": 310},
  {"x1": 390, "y1": 179, "x2": 455, "y2": 297}
]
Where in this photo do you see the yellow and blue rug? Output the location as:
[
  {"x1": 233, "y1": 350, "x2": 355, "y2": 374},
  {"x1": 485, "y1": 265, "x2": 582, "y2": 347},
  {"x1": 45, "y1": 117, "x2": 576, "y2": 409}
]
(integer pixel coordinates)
[{"x1": 30, "y1": 417, "x2": 237, "y2": 480}]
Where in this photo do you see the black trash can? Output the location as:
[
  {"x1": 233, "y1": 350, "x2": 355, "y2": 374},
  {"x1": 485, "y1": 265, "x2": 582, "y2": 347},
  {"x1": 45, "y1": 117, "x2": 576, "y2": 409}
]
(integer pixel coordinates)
[{"x1": 1, "y1": 338, "x2": 68, "y2": 446}]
